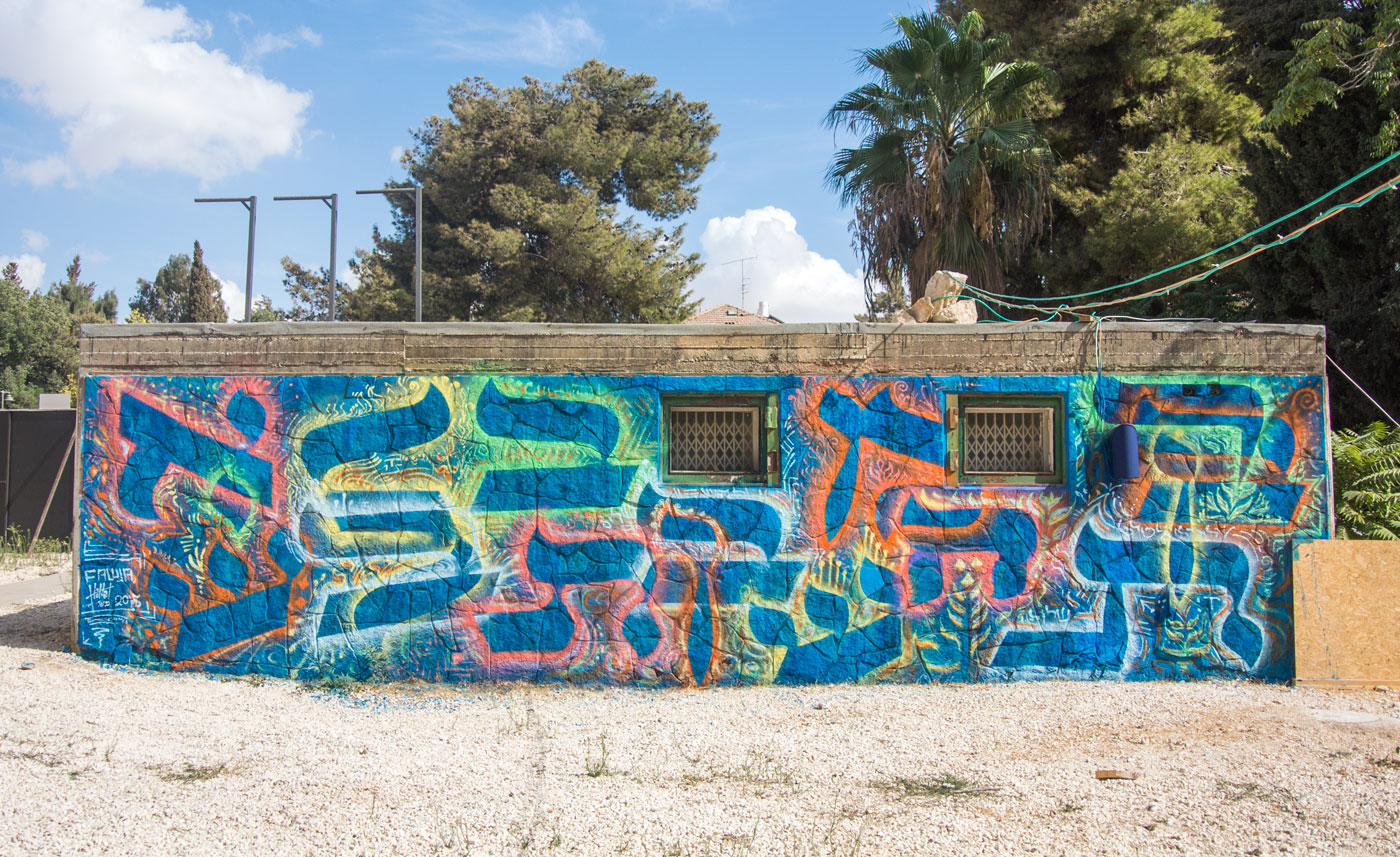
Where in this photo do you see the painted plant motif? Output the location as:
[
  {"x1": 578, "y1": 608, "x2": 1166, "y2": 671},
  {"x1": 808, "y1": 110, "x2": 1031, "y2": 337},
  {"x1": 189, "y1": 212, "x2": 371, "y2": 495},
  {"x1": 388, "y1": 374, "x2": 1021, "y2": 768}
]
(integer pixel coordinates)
[{"x1": 77, "y1": 372, "x2": 1328, "y2": 683}]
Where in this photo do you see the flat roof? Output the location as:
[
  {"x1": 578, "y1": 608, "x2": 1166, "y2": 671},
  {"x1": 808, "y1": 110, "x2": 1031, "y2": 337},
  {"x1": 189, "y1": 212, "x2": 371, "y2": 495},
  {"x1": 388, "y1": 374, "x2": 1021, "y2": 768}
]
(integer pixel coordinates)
[{"x1": 79, "y1": 321, "x2": 1326, "y2": 377}]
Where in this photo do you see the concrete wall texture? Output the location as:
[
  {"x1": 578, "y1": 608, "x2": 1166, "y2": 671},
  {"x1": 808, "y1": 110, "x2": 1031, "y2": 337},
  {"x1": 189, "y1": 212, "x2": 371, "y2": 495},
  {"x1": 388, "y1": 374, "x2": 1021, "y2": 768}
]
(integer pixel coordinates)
[{"x1": 73, "y1": 322, "x2": 1330, "y2": 684}]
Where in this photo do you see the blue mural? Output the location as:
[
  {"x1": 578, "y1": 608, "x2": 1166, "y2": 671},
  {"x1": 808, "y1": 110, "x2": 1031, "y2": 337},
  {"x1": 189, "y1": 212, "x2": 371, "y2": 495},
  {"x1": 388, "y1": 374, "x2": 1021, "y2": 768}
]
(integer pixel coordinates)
[{"x1": 76, "y1": 372, "x2": 1329, "y2": 683}]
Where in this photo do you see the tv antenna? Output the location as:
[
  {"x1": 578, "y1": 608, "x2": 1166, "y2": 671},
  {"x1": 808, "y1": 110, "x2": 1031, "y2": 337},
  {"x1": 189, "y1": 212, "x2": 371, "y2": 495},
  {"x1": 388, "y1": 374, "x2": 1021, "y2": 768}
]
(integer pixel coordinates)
[{"x1": 722, "y1": 256, "x2": 757, "y2": 310}]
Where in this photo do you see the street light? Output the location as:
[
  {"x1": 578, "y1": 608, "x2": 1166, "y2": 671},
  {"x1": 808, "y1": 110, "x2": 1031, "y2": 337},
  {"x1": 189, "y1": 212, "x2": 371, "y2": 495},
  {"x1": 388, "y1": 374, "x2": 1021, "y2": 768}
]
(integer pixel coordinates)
[
  {"x1": 273, "y1": 193, "x2": 338, "y2": 321},
  {"x1": 356, "y1": 186, "x2": 423, "y2": 322},
  {"x1": 193, "y1": 195, "x2": 256, "y2": 322}
]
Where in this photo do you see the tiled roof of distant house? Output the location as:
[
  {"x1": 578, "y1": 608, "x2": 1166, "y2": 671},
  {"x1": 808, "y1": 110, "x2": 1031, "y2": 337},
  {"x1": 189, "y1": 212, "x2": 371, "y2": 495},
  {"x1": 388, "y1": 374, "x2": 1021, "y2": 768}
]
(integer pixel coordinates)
[{"x1": 684, "y1": 303, "x2": 782, "y2": 325}]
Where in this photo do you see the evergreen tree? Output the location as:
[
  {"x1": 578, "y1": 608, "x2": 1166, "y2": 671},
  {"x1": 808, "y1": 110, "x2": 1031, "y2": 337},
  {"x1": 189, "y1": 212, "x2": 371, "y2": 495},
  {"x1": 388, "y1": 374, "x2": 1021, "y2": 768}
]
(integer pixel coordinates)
[
  {"x1": 187, "y1": 241, "x2": 228, "y2": 323},
  {"x1": 1220, "y1": 0, "x2": 1400, "y2": 427},
  {"x1": 352, "y1": 60, "x2": 716, "y2": 323},
  {"x1": 50, "y1": 256, "x2": 117, "y2": 324},
  {"x1": 131, "y1": 252, "x2": 192, "y2": 322},
  {"x1": 278, "y1": 256, "x2": 343, "y2": 321},
  {"x1": 132, "y1": 242, "x2": 229, "y2": 323},
  {"x1": 955, "y1": 0, "x2": 1262, "y2": 313}
]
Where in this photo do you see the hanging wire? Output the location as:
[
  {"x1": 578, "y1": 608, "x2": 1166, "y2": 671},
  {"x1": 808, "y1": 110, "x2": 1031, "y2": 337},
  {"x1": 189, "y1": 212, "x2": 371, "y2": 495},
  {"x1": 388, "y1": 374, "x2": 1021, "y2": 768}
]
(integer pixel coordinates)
[
  {"x1": 965, "y1": 170, "x2": 1400, "y2": 318},
  {"x1": 962, "y1": 149, "x2": 1400, "y2": 306},
  {"x1": 1327, "y1": 353, "x2": 1400, "y2": 426}
]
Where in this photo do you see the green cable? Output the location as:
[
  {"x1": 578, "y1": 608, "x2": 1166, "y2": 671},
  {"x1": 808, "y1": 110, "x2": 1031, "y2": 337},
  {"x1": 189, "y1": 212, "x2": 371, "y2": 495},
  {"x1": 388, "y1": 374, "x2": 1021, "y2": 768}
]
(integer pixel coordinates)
[
  {"x1": 963, "y1": 148, "x2": 1400, "y2": 304},
  {"x1": 1044, "y1": 175, "x2": 1400, "y2": 313}
]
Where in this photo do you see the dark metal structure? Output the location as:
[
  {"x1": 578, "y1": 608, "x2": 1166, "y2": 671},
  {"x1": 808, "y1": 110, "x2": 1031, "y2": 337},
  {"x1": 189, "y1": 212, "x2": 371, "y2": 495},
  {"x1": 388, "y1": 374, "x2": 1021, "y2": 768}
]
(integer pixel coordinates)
[{"x1": 0, "y1": 409, "x2": 76, "y2": 546}]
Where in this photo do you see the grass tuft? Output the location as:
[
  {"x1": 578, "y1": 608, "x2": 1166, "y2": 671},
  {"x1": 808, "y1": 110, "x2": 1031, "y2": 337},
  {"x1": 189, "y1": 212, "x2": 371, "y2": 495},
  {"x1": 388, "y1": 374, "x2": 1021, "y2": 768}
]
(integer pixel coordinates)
[
  {"x1": 160, "y1": 762, "x2": 228, "y2": 782},
  {"x1": 879, "y1": 773, "x2": 1000, "y2": 797}
]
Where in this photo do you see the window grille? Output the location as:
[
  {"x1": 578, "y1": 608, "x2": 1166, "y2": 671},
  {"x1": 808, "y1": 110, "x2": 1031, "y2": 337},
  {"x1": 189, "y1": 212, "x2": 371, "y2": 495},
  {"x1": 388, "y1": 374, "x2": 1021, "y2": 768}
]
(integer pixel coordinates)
[
  {"x1": 962, "y1": 406, "x2": 1055, "y2": 475},
  {"x1": 668, "y1": 407, "x2": 761, "y2": 475}
]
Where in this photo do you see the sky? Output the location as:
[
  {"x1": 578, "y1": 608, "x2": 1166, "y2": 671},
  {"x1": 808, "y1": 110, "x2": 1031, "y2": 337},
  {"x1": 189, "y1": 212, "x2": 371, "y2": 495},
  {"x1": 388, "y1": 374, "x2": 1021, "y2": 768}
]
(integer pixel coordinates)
[{"x1": 0, "y1": 0, "x2": 909, "y2": 323}]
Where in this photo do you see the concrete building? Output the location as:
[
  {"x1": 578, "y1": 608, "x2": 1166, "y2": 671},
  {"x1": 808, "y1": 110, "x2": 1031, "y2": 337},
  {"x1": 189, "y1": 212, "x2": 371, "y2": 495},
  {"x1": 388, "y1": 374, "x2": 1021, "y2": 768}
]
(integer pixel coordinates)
[{"x1": 74, "y1": 321, "x2": 1329, "y2": 683}]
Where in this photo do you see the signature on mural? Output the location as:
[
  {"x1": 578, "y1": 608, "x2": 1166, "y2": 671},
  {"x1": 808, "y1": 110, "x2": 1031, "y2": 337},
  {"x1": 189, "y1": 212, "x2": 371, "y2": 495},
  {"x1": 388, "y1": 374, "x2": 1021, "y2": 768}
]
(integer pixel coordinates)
[{"x1": 78, "y1": 372, "x2": 1327, "y2": 683}]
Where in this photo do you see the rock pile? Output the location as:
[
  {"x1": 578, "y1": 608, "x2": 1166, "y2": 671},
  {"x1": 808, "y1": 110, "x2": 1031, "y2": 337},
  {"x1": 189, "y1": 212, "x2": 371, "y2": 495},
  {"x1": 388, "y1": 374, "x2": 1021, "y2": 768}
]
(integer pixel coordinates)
[{"x1": 894, "y1": 270, "x2": 979, "y2": 324}]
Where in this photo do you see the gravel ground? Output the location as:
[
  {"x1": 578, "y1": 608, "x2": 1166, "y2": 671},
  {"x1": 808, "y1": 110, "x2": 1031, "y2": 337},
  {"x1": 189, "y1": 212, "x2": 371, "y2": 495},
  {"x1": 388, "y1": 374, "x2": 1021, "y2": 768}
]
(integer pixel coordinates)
[
  {"x1": 0, "y1": 553, "x2": 67, "y2": 588},
  {"x1": 1, "y1": 562, "x2": 1398, "y2": 857}
]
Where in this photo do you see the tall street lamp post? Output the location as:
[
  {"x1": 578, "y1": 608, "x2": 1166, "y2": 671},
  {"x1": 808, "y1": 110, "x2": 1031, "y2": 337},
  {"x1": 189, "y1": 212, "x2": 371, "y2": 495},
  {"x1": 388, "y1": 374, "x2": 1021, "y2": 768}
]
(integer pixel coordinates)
[
  {"x1": 356, "y1": 186, "x2": 423, "y2": 322},
  {"x1": 193, "y1": 196, "x2": 256, "y2": 322},
  {"x1": 273, "y1": 193, "x2": 339, "y2": 320}
]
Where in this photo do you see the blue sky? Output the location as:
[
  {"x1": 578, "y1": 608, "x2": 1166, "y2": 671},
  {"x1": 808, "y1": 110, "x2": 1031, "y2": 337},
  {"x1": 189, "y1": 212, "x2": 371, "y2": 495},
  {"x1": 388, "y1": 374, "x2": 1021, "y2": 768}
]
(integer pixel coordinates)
[{"x1": 0, "y1": 0, "x2": 907, "y2": 322}]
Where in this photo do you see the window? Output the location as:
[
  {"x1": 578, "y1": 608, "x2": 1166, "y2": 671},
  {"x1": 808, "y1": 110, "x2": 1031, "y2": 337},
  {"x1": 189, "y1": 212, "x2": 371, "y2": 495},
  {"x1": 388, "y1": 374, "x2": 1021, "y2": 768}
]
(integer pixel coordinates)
[
  {"x1": 946, "y1": 394, "x2": 1064, "y2": 485},
  {"x1": 662, "y1": 394, "x2": 779, "y2": 485}
]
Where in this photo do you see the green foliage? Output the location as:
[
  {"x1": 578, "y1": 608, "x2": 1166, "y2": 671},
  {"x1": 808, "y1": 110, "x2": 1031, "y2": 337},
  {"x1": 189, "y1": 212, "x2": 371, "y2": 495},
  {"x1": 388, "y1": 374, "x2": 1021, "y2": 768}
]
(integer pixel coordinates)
[
  {"x1": 130, "y1": 242, "x2": 226, "y2": 323},
  {"x1": 351, "y1": 60, "x2": 715, "y2": 323},
  {"x1": 1267, "y1": 0, "x2": 1400, "y2": 153},
  {"x1": 50, "y1": 256, "x2": 117, "y2": 325},
  {"x1": 1332, "y1": 422, "x2": 1400, "y2": 539},
  {"x1": 131, "y1": 252, "x2": 191, "y2": 322},
  {"x1": 826, "y1": 10, "x2": 1054, "y2": 312},
  {"x1": 278, "y1": 257, "x2": 343, "y2": 321},
  {"x1": 1219, "y1": 0, "x2": 1400, "y2": 427},
  {"x1": 965, "y1": 0, "x2": 1262, "y2": 308},
  {"x1": 186, "y1": 242, "x2": 227, "y2": 323},
  {"x1": 0, "y1": 262, "x2": 83, "y2": 408},
  {"x1": 246, "y1": 296, "x2": 286, "y2": 322},
  {"x1": 0, "y1": 524, "x2": 68, "y2": 558}
]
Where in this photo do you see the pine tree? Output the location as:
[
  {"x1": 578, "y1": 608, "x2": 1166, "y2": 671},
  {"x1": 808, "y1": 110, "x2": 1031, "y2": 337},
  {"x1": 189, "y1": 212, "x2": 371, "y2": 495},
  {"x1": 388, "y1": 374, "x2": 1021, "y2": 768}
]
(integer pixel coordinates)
[
  {"x1": 278, "y1": 257, "x2": 340, "y2": 321},
  {"x1": 353, "y1": 60, "x2": 715, "y2": 323},
  {"x1": 956, "y1": 0, "x2": 1263, "y2": 311},
  {"x1": 186, "y1": 241, "x2": 228, "y2": 323},
  {"x1": 50, "y1": 256, "x2": 117, "y2": 324},
  {"x1": 1220, "y1": 0, "x2": 1400, "y2": 426}
]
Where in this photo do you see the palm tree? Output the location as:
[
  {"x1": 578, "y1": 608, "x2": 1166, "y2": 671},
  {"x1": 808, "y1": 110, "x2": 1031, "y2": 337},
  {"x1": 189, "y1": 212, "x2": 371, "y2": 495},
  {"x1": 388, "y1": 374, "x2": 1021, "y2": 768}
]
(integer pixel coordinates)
[{"x1": 826, "y1": 10, "x2": 1055, "y2": 313}]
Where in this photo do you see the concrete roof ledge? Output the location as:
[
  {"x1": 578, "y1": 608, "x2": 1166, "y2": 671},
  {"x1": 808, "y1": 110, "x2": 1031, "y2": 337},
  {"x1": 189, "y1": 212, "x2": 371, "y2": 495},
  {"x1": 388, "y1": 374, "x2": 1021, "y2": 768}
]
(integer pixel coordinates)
[{"x1": 78, "y1": 320, "x2": 1326, "y2": 377}]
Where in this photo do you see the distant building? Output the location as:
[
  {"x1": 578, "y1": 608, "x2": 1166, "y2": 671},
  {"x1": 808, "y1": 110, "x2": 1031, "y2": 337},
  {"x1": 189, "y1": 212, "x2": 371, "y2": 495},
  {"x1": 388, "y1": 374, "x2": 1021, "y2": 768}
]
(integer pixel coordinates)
[{"x1": 684, "y1": 302, "x2": 781, "y2": 325}]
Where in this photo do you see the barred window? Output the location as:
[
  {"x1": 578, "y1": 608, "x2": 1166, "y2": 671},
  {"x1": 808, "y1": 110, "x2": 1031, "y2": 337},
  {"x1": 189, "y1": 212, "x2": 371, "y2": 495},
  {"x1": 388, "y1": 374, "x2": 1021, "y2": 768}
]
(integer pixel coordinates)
[
  {"x1": 662, "y1": 395, "x2": 778, "y2": 485},
  {"x1": 948, "y1": 395, "x2": 1064, "y2": 485},
  {"x1": 669, "y1": 407, "x2": 760, "y2": 475}
]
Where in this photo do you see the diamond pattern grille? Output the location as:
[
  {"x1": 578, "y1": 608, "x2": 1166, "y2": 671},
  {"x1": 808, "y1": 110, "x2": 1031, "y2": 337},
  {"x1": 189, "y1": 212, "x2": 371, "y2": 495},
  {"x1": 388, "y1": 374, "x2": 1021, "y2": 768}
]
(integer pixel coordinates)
[
  {"x1": 669, "y1": 407, "x2": 760, "y2": 474},
  {"x1": 964, "y1": 407, "x2": 1053, "y2": 474}
]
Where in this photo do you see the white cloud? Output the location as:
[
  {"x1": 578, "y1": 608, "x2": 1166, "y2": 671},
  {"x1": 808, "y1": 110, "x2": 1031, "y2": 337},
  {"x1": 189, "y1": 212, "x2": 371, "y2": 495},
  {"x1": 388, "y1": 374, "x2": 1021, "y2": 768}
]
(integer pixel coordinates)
[
  {"x1": 244, "y1": 26, "x2": 322, "y2": 66},
  {"x1": 419, "y1": 5, "x2": 602, "y2": 65},
  {"x1": 20, "y1": 230, "x2": 48, "y2": 253},
  {"x1": 211, "y1": 268, "x2": 244, "y2": 322},
  {"x1": 0, "y1": 0, "x2": 312, "y2": 185},
  {"x1": 689, "y1": 206, "x2": 866, "y2": 323},
  {"x1": 0, "y1": 254, "x2": 47, "y2": 290},
  {"x1": 390, "y1": 145, "x2": 406, "y2": 165}
]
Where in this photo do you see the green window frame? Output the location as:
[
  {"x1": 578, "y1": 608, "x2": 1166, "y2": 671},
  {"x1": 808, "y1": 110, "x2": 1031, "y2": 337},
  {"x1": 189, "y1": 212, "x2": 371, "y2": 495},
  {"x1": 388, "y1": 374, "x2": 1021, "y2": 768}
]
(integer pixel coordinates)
[
  {"x1": 945, "y1": 393, "x2": 1066, "y2": 486},
  {"x1": 661, "y1": 393, "x2": 780, "y2": 486}
]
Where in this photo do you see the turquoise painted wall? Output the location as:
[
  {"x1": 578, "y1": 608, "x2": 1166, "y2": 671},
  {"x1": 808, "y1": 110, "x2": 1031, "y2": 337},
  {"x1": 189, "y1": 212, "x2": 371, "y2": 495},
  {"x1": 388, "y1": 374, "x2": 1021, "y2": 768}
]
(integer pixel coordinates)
[{"x1": 76, "y1": 372, "x2": 1329, "y2": 683}]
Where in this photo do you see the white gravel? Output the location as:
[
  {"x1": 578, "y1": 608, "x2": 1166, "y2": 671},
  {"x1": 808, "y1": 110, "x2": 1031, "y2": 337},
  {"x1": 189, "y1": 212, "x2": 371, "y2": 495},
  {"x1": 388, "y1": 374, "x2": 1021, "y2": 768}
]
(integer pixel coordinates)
[
  {"x1": 0, "y1": 553, "x2": 67, "y2": 588},
  {"x1": 1, "y1": 562, "x2": 1397, "y2": 857}
]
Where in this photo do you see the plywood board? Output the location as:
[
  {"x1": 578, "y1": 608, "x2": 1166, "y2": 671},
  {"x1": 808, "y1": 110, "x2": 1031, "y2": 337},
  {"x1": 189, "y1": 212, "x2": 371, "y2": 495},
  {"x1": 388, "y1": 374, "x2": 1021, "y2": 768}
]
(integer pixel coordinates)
[{"x1": 1294, "y1": 540, "x2": 1400, "y2": 685}]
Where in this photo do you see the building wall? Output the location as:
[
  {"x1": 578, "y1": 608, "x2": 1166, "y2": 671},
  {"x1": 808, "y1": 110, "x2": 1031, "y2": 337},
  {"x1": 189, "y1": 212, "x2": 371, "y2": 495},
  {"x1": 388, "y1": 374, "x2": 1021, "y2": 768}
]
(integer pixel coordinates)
[{"x1": 76, "y1": 370, "x2": 1328, "y2": 683}]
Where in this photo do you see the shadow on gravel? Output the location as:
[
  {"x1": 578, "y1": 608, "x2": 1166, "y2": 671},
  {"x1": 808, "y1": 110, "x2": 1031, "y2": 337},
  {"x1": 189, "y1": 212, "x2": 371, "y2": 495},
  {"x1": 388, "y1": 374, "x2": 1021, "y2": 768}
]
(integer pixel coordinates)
[{"x1": 0, "y1": 599, "x2": 68, "y2": 652}]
